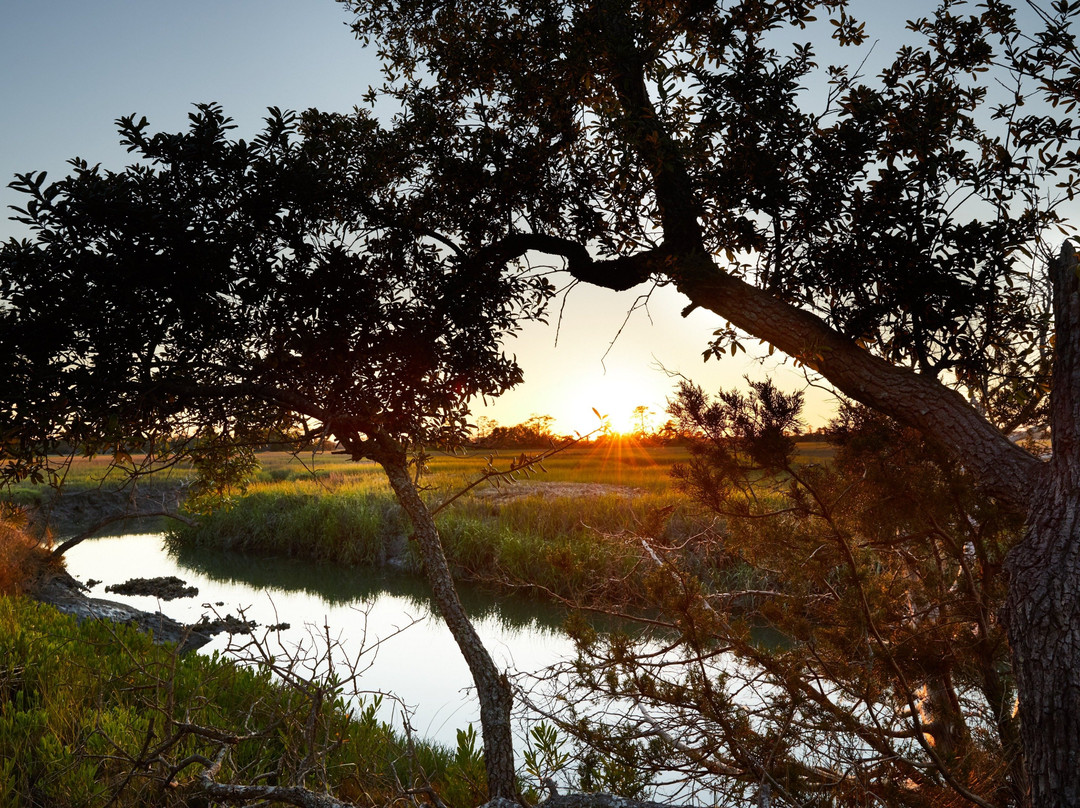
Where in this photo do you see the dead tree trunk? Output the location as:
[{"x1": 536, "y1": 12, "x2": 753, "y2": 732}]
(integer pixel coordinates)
[
  {"x1": 1003, "y1": 243, "x2": 1080, "y2": 808},
  {"x1": 380, "y1": 456, "x2": 518, "y2": 803}
]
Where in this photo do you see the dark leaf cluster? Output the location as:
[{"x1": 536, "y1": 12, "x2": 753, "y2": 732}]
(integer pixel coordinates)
[
  {"x1": 341, "y1": 0, "x2": 1074, "y2": 403},
  {"x1": 0, "y1": 103, "x2": 552, "y2": 483}
]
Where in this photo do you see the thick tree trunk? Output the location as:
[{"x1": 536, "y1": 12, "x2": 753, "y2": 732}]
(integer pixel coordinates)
[
  {"x1": 1003, "y1": 243, "x2": 1080, "y2": 808},
  {"x1": 1007, "y1": 491, "x2": 1080, "y2": 808},
  {"x1": 381, "y1": 457, "x2": 518, "y2": 802}
]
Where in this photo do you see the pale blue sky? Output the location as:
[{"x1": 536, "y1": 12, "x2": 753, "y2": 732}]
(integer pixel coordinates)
[
  {"x1": 3, "y1": 1, "x2": 972, "y2": 435},
  {"x1": 1, "y1": 0, "x2": 381, "y2": 219}
]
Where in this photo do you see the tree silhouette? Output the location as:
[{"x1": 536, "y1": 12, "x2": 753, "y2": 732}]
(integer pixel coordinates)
[
  {"x1": 334, "y1": 1, "x2": 1080, "y2": 803},
  {"x1": 631, "y1": 405, "x2": 653, "y2": 438},
  {"x1": 0, "y1": 104, "x2": 549, "y2": 800}
]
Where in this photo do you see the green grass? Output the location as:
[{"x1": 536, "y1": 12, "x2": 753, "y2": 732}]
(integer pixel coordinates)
[
  {"x1": 170, "y1": 486, "x2": 407, "y2": 566},
  {"x1": 167, "y1": 441, "x2": 780, "y2": 607},
  {"x1": 251, "y1": 441, "x2": 694, "y2": 492},
  {"x1": 168, "y1": 485, "x2": 703, "y2": 606},
  {"x1": 3, "y1": 440, "x2": 831, "y2": 495},
  {"x1": 10, "y1": 440, "x2": 832, "y2": 603},
  {"x1": 0, "y1": 594, "x2": 494, "y2": 807},
  {"x1": 172, "y1": 440, "x2": 838, "y2": 605}
]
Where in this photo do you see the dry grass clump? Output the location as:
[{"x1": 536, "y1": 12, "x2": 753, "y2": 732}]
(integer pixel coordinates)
[{"x1": 0, "y1": 507, "x2": 54, "y2": 595}]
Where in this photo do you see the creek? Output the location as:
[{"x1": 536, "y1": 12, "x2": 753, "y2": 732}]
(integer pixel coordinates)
[{"x1": 62, "y1": 533, "x2": 580, "y2": 750}]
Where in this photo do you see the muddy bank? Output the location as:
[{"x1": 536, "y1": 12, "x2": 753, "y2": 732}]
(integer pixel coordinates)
[
  {"x1": 105, "y1": 575, "x2": 199, "y2": 600},
  {"x1": 31, "y1": 566, "x2": 285, "y2": 656},
  {"x1": 29, "y1": 480, "x2": 190, "y2": 541},
  {"x1": 31, "y1": 568, "x2": 213, "y2": 652},
  {"x1": 30, "y1": 564, "x2": 293, "y2": 653}
]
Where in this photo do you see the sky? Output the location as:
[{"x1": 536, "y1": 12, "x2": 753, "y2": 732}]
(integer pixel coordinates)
[{"x1": 0, "y1": 0, "x2": 940, "y2": 437}]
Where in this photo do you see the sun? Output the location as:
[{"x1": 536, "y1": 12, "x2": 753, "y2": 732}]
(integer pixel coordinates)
[
  {"x1": 574, "y1": 374, "x2": 662, "y2": 437},
  {"x1": 598, "y1": 407, "x2": 638, "y2": 437}
]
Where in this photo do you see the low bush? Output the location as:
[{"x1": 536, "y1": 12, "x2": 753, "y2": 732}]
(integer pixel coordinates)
[
  {"x1": 0, "y1": 510, "x2": 54, "y2": 596},
  {"x1": 0, "y1": 595, "x2": 487, "y2": 807}
]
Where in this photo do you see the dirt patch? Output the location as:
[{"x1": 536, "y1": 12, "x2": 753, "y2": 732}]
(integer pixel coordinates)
[
  {"x1": 105, "y1": 576, "x2": 198, "y2": 601},
  {"x1": 469, "y1": 481, "x2": 644, "y2": 502}
]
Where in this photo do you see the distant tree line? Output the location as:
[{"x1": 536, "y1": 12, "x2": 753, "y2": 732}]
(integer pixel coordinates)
[{"x1": 470, "y1": 411, "x2": 697, "y2": 448}]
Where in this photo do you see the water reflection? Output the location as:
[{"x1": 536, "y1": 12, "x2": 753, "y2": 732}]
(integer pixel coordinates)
[
  {"x1": 63, "y1": 533, "x2": 769, "y2": 801},
  {"x1": 166, "y1": 539, "x2": 572, "y2": 634},
  {"x1": 63, "y1": 533, "x2": 582, "y2": 748}
]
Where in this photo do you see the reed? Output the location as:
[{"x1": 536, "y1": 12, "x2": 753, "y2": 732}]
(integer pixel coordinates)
[{"x1": 168, "y1": 479, "x2": 738, "y2": 609}]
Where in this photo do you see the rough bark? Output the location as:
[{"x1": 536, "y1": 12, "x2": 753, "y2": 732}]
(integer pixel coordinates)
[
  {"x1": 1007, "y1": 491, "x2": 1080, "y2": 808},
  {"x1": 669, "y1": 254, "x2": 1040, "y2": 505},
  {"x1": 1003, "y1": 243, "x2": 1080, "y2": 808},
  {"x1": 380, "y1": 456, "x2": 519, "y2": 802},
  {"x1": 668, "y1": 246, "x2": 1080, "y2": 808}
]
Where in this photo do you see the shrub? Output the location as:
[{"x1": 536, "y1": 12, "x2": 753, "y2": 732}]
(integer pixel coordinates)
[
  {"x1": 0, "y1": 595, "x2": 483, "y2": 806},
  {"x1": 0, "y1": 509, "x2": 53, "y2": 596}
]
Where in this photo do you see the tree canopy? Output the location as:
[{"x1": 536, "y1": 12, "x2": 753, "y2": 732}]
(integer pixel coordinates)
[
  {"x1": 0, "y1": 102, "x2": 560, "y2": 801},
  {"x1": 6, "y1": 0, "x2": 1080, "y2": 805},
  {"x1": 346, "y1": 0, "x2": 1064, "y2": 404},
  {"x1": 0, "y1": 104, "x2": 549, "y2": 480},
  {"x1": 334, "y1": 1, "x2": 1080, "y2": 804}
]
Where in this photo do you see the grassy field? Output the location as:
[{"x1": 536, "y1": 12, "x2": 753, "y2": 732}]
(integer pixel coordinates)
[
  {"x1": 5, "y1": 439, "x2": 830, "y2": 605},
  {"x1": 169, "y1": 442, "x2": 702, "y2": 605},
  {"x1": 257, "y1": 438, "x2": 830, "y2": 490},
  {"x1": 166, "y1": 439, "x2": 832, "y2": 605},
  {"x1": 254, "y1": 440, "x2": 692, "y2": 494},
  {"x1": 4, "y1": 438, "x2": 830, "y2": 494}
]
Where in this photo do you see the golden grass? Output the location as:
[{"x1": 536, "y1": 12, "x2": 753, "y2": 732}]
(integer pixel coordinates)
[
  {"x1": 257, "y1": 440, "x2": 696, "y2": 493},
  {"x1": 0, "y1": 509, "x2": 54, "y2": 596},
  {"x1": 8, "y1": 438, "x2": 832, "y2": 500}
]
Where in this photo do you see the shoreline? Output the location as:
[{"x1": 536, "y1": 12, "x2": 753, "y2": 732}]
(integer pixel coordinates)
[{"x1": 30, "y1": 567, "x2": 214, "y2": 653}]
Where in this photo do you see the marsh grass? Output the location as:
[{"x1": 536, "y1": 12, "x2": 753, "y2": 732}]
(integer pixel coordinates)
[
  {"x1": 14, "y1": 441, "x2": 830, "y2": 603},
  {"x1": 250, "y1": 440, "x2": 693, "y2": 493},
  {"x1": 172, "y1": 485, "x2": 407, "y2": 567},
  {"x1": 169, "y1": 441, "x2": 838, "y2": 605},
  {"x1": 167, "y1": 485, "x2": 697, "y2": 604},
  {"x1": 433, "y1": 490, "x2": 693, "y2": 603},
  {"x1": 170, "y1": 479, "x2": 738, "y2": 608},
  {"x1": 4, "y1": 440, "x2": 828, "y2": 495}
]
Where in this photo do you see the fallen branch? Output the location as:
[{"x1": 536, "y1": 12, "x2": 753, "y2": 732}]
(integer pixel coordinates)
[
  {"x1": 51, "y1": 509, "x2": 194, "y2": 558},
  {"x1": 195, "y1": 745, "x2": 356, "y2": 808}
]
